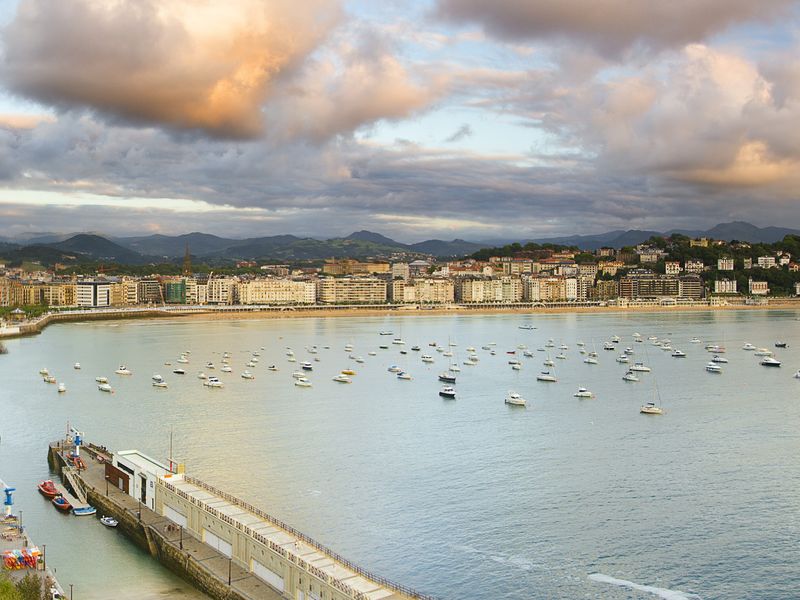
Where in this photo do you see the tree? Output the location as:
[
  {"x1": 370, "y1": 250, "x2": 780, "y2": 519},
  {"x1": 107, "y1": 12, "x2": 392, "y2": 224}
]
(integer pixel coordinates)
[
  {"x1": 14, "y1": 573, "x2": 41, "y2": 600},
  {"x1": 0, "y1": 572, "x2": 21, "y2": 600}
]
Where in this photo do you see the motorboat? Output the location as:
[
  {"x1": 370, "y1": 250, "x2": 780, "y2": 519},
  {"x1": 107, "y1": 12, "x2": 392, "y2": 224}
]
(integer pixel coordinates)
[
  {"x1": 622, "y1": 371, "x2": 639, "y2": 382},
  {"x1": 775, "y1": 342, "x2": 788, "y2": 348},
  {"x1": 294, "y1": 377, "x2": 312, "y2": 387},
  {"x1": 438, "y1": 373, "x2": 456, "y2": 383},
  {"x1": 442, "y1": 351, "x2": 453, "y2": 357},
  {"x1": 247, "y1": 361, "x2": 257, "y2": 367},
  {"x1": 98, "y1": 383, "x2": 113, "y2": 392},
  {"x1": 436, "y1": 347, "x2": 445, "y2": 353},
  {"x1": 115, "y1": 366, "x2": 132, "y2": 375},
  {"x1": 449, "y1": 364, "x2": 461, "y2": 372},
  {"x1": 241, "y1": 370, "x2": 255, "y2": 379},
  {"x1": 583, "y1": 356, "x2": 598, "y2": 364},
  {"x1": 630, "y1": 362, "x2": 651, "y2": 372},
  {"x1": 172, "y1": 368, "x2": 185, "y2": 375},
  {"x1": 511, "y1": 363, "x2": 522, "y2": 371},
  {"x1": 221, "y1": 365, "x2": 232, "y2": 373},
  {"x1": 467, "y1": 354, "x2": 479, "y2": 363},
  {"x1": 556, "y1": 353, "x2": 567, "y2": 360},
  {"x1": 536, "y1": 371, "x2": 557, "y2": 382},
  {"x1": 760, "y1": 357, "x2": 781, "y2": 367},
  {"x1": 292, "y1": 371, "x2": 305, "y2": 379},
  {"x1": 252, "y1": 351, "x2": 261, "y2": 357},
  {"x1": 742, "y1": 343, "x2": 756, "y2": 351},
  {"x1": 640, "y1": 402, "x2": 663, "y2": 415},
  {"x1": 411, "y1": 346, "x2": 421, "y2": 352},
  {"x1": 205, "y1": 362, "x2": 215, "y2": 369},
  {"x1": 794, "y1": 370, "x2": 800, "y2": 379},
  {"x1": 690, "y1": 337, "x2": 701, "y2": 344},
  {"x1": 523, "y1": 350, "x2": 534, "y2": 358},
  {"x1": 706, "y1": 345, "x2": 726, "y2": 353},
  {"x1": 73, "y1": 506, "x2": 97, "y2": 516},
  {"x1": 505, "y1": 392, "x2": 526, "y2": 406},
  {"x1": 392, "y1": 339, "x2": 405, "y2": 345},
  {"x1": 355, "y1": 356, "x2": 365, "y2": 363},
  {"x1": 466, "y1": 346, "x2": 476, "y2": 353},
  {"x1": 344, "y1": 344, "x2": 353, "y2": 352},
  {"x1": 250, "y1": 357, "x2": 259, "y2": 363},
  {"x1": 379, "y1": 331, "x2": 393, "y2": 336},
  {"x1": 341, "y1": 369, "x2": 356, "y2": 376},
  {"x1": 754, "y1": 348, "x2": 773, "y2": 357},
  {"x1": 197, "y1": 372, "x2": 207, "y2": 379},
  {"x1": 508, "y1": 359, "x2": 521, "y2": 366},
  {"x1": 39, "y1": 368, "x2": 49, "y2": 375},
  {"x1": 73, "y1": 362, "x2": 81, "y2": 370},
  {"x1": 397, "y1": 372, "x2": 412, "y2": 380},
  {"x1": 43, "y1": 375, "x2": 57, "y2": 384},
  {"x1": 203, "y1": 376, "x2": 224, "y2": 388},
  {"x1": 379, "y1": 345, "x2": 389, "y2": 350},
  {"x1": 388, "y1": 365, "x2": 402, "y2": 373},
  {"x1": 177, "y1": 356, "x2": 189, "y2": 364},
  {"x1": 332, "y1": 374, "x2": 352, "y2": 383},
  {"x1": 421, "y1": 354, "x2": 434, "y2": 363},
  {"x1": 301, "y1": 361, "x2": 313, "y2": 371},
  {"x1": 38, "y1": 480, "x2": 58, "y2": 498},
  {"x1": 518, "y1": 324, "x2": 535, "y2": 330},
  {"x1": 439, "y1": 386, "x2": 456, "y2": 399},
  {"x1": 152, "y1": 379, "x2": 168, "y2": 388},
  {"x1": 624, "y1": 347, "x2": 634, "y2": 355},
  {"x1": 52, "y1": 496, "x2": 72, "y2": 512},
  {"x1": 705, "y1": 362, "x2": 722, "y2": 373},
  {"x1": 543, "y1": 358, "x2": 555, "y2": 367},
  {"x1": 616, "y1": 355, "x2": 629, "y2": 363},
  {"x1": 611, "y1": 335, "x2": 621, "y2": 343},
  {"x1": 100, "y1": 516, "x2": 118, "y2": 527},
  {"x1": 286, "y1": 349, "x2": 296, "y2": 356},
  {"x1": 603, "y1": 342, "x2": 615, "y2": 351},
  {"x1": 268, "y1": 365, "x2": 278, "y2": 371},
  {"x1": 57, "y1": 383, "x2": 66, "y2": 393},
  {"x1": 368, "y1": 351, "x2": 378, "y2": 356},
  {"x1": 671, "y1": 350, "x2": 686, "y2": 358},
  {"x1": 573, "y1": 387, "x2": 594, "y2": 398},
  {"x1": 576, "y1": 341, "x2": 586, "y2": 347},
  {"x1": 287, "y1": 357, "x2": 297, "y2": 362}
]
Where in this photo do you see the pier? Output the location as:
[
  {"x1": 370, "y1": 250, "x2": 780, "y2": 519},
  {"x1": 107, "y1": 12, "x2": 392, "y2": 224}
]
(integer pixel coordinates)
[{"x1": 48, "y1": 437, "x2": 434, "y2": 600}]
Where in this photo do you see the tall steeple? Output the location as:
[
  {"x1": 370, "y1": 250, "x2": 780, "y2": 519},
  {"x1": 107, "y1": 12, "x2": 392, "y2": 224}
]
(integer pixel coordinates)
[{"x1": 182, "y1": 243, "x2": 192, "y2": 276}]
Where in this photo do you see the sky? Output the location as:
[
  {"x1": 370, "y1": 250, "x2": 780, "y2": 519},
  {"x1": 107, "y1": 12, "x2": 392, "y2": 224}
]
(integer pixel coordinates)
[{"x1": 1, "y1": 0, "x2": 800, "y2": 242}]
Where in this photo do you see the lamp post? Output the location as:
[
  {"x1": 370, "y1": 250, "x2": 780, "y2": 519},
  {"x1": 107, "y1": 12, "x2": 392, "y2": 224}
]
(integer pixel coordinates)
[
  {"x1": 42, "y1": 544, "x2": 46, "y2": 571},
  {"x1": 105, "y1": 476, "x2": 109, "y2": 497},
  {"x1": 18, "y1": 510, "x2": 22, "y2": 534},
  {"x1": 228, "y1": 557, "x2": 232, "y2": 586},
  {"x1": 179, "y1": 525, "x2": 183, "y2": 550},
  {"x1": 69, "y1": 584, "x2": 73, "y2": 600},
  {"x1": 137, "y1": 500, "x2": 141, "y2": 522}
]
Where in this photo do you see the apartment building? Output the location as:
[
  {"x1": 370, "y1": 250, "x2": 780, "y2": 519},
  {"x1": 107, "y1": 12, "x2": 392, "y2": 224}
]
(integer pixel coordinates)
[
  {"x1": 76, "y1": 281, "x2": 111, "y2": 307},
  {"x1": 714, "y1": 279, "x2": 738, "y2": 294},
  {"x1": 391, "y1": 278, "x2": 454, "y2": 304},
  {"x1": 749, "y1": 279, "x2": 769, "y2": 295},
  {"x1": 717, "y1": 257, "x2": 734, "y2": 271},
  {"x1": 237, "y1": 279, "x2": 316, "y2": 305},
  {"x1": 318, "y1": 277, "x2": 387, "y2": 304}
]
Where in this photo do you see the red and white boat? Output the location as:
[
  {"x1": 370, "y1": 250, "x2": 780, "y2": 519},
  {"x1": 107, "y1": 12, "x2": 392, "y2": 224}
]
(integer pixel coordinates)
[
  {"x1": 52, "y1": 495, "x2": 72, "y2": 512},
  {"x1": 37, "y1": 480, "x2": 58, "y2": 498}
]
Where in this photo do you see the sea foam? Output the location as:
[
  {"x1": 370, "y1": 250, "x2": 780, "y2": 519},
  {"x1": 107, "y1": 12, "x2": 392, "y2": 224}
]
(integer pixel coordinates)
[{"x1": 588, "y1": 573, "x2": 702, "y2": 600}]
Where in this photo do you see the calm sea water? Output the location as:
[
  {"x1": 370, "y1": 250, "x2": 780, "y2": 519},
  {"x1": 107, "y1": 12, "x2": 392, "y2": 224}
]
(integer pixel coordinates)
[{"x1": 2, "y1": 310, "x2": 800, "y2": 599}]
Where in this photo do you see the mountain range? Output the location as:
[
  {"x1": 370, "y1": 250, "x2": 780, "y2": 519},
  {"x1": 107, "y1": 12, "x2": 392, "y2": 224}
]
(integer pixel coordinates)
[{"x1": 1, "y1": 221, "x2": 798, "y2": 266}]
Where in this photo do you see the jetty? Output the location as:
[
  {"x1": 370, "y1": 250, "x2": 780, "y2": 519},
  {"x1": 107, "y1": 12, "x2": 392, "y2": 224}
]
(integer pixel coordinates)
[{"x1": 48, "y1": 432, "x2": 434, "y2": 600}]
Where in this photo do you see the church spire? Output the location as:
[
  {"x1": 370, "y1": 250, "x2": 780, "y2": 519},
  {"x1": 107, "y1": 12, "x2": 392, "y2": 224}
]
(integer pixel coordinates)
[{"x1": 183, "y1": 243, "x2": 192, "y2": 276}]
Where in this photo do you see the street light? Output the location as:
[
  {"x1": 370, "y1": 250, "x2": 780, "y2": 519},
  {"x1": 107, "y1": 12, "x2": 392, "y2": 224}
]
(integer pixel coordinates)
[
  {"x1": 228, "y1": 557, "x2": 232, "y2": 586},
  {"x1": 179, "y1": 525, "x2": 183, "y2": 550},
  {"x1": 42, "y1": 544, "x2": 46, "y2": 571},
  {"x1": 69, "y1": 584, "x2": 73, "y2": 600}
]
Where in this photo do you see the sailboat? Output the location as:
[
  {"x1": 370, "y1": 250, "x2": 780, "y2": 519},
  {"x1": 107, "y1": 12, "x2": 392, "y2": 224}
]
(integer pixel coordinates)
[{"x1": 640, "y1": 346, "x2": 664, "y2": 414}]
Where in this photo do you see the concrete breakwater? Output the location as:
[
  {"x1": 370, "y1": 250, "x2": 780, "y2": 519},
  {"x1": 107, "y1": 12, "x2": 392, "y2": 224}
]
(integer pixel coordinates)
[{"x1": 49, "y1": 441, "x2": 432, "y2": 600}]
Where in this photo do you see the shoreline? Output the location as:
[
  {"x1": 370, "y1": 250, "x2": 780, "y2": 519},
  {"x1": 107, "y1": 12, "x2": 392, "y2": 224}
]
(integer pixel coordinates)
[{"x1": 2, "y1": 300, "x2": 799, "y2": 338}]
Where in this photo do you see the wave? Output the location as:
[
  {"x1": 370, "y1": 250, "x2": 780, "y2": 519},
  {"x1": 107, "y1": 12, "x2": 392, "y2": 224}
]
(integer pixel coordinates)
[{"x1": 588, "y1": 573, "x2": 702, "y2": 600}]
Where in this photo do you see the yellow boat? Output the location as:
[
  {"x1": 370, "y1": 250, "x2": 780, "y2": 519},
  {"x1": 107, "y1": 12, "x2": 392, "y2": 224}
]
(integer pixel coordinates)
[{"x1": 340, "y1": 369, "x2": 356, "y2": 376}]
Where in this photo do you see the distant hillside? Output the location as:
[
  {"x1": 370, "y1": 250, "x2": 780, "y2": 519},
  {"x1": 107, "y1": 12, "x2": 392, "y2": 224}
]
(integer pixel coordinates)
[
  {"x1": 115, "y1": 232, "x2": 238, "y2": 257},
  {"x1": 46, "y1": 234, "x2": 148, "y2": 264},
  {"x1": 409, "y1": 238, "x2": 483, "y2": 257}
]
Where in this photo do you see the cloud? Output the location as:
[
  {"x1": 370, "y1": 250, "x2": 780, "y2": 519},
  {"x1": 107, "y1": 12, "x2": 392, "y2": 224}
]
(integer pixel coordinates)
[
  {"x1": 444, "y1": 123, "x2": 473, "y2": 143},
  {"x1": 434, "y1": 0, "x2": 794, "y2": 57},
  {"x1": 1, "y1": 0, "x2": 341, "y2": 139}
]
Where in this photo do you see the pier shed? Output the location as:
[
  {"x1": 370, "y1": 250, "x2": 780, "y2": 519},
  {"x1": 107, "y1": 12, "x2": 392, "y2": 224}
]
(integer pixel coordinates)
[{"x1": 112, "y1": 450, "x2": 171, "y2": 511}]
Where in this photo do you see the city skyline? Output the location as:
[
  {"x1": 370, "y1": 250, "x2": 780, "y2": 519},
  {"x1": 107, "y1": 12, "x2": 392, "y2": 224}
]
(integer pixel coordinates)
[{"x1": 1, "y1": 1, "x2": 800, "y2": 241}]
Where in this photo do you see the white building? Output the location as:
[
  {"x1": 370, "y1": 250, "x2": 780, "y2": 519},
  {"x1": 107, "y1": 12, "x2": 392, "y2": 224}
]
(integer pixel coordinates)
[
  {"x1": 392, "y1": 278, "x2": 454, "y2": 303},
  {"x1": 207, "y1": 277, "x2": 235, "y2": 304},
  {"x1": 318, "y1": 277, "x2": 387, "y2": 304},
  {"x1": 391, "y1": 262, "x2": 410, "y2": 280},
  {"x1": 685, "y1": 260, "x2": 705, "y2": 274},
  {"x1": 665, "y1": 261, "x2": 681, "y2": 276},
  {"x1": 714, "y1": 279, "x2": 738, "y2": 294},
  {"x1": 749, "y1": 279, "x2": 769, "y2": 295},
  {"x1": 76, "y1": 281, "x2": 111, "y2": 307},
  {"x1": 237, "y1": 279, "x2": 315, "y2": 305},
  {"x1": 112, "y1": 450, "x2": 172, "y2": 512},
  {"x1": 717, "y1": 257, "x2": 734, "y2": 271},
  {"x1": 757, "y1": 256, "x2": 776, "y2": 269}
]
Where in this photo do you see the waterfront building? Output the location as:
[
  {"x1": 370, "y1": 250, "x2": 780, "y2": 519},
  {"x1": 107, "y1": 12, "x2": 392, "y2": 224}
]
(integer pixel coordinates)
[
  {"x1": 207, "y1": 277, "x2": 236, "y2": 305},
  {"x1": 318, "y1": 277, "x2": 387, "y2": 304},
  {"x1": 76, "y1": 280, "x2": 111, "y2": 307},
  {"x1": 619, "y1": 270, "x2": 679, "y2": 299},
  {"x1": 714, "y1": 279, "x2": 738, "y2": 294},
  {"x1": 743, "y1": 258, "x2": 753, "y2": 269},
  {"x1": 137, "y1": 279, "x2": 162, "y2": 304},
  {"x1": 678, "y1": 276, "x2": 704, "y2": 299},
  {"x1": 164, "y1": 279, "x2": 187, "y2": 304},
  {"x1": 523, "y1": 276, "x2": 567, "y2": 302},
  {"x1": 391, "y1": 278, "x2": 454, "y2": 304},
  {"x1": 665, "y1": 261, "x2": 681, "y2": 275},
  {"x1": 237, "y1": 279, "x2": 316, "y2": 305},
  {"x1": 322, "y1": 259, "x2": 390, "y2": 276},
  {"x1": 717, "y1": 257, "x2": 734, "y2": 271},
  {"x1": 757, "y1": 255, "x2": 776, "y2": 269},
  {"x1": 391, "y1": 262, "x2": 410, "y2": 280},
  {"x1": 749, "y1": 279, "x2": 769, "y2": 295},
  {"x1": 106, "y1": 450, "x2": 172, "y2": 512},
  {"x1": 591, "y1": 279, "x2": 619, "y2": 300}
]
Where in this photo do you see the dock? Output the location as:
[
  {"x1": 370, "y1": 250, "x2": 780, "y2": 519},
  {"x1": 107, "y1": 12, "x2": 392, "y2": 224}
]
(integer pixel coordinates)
[
  {"x1": 48, "y1": 437, "x2": 434, "y2": 600},
  {"x1": 53, "y1": 478, "x2": 88, "y2": 510}
]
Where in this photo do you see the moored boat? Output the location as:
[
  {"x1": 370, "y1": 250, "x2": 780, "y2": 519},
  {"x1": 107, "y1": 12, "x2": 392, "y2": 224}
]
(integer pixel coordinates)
[
  {"x1": 640, "y1": 402, "x2": 663, "y2": 415},
  {"x1": 38, "y1": 480, "x2": 58, "y2": 498},
  {"x1": 439, "y1": 386, "x2": 456, "y2": 399},
  {"x1": 100, "y1": 516, "x2": 118, "y2": 527},
  {"x1": 73, "y1": 506, "x2": 97, "y2": 516},
  {"x1": 52, "y1": 496, "x2": 72, "y2": 512},
  {"x1": 505, "y1": 392, "x2": 526, "y2": 406}
]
